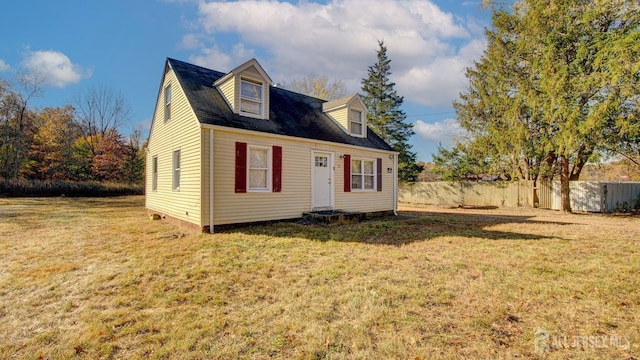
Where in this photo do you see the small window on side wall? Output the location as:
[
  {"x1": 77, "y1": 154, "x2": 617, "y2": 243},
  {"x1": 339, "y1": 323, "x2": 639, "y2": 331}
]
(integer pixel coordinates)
[
  {"x1": 152, "y1": 156, "x2": 158, "y2": 191},
  {"x1": 350, "y1": 109, "x2": 363, "y2": 136},
  {"x1": 164, "y1": 84, "x2": 172, "y2": 122},
  {"x1": 172, "y1": 149, "x2": 181, "y2": 191}
]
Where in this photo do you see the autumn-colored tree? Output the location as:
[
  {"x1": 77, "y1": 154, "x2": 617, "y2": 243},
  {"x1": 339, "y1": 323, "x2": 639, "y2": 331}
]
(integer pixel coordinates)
[
  {"x1": 0, "y1": 74, "x2": 141, "y2": 185},
  {"x1": 28, "y1": 105, "x2": 81, "y2": 180},
  {"x1": 91, "y1": 130, "x2": 127, "y2": 182}
]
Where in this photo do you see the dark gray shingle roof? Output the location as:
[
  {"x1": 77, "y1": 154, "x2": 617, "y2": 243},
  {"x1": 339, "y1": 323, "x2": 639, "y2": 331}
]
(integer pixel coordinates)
[{"x1": 167, "y1": 58, "x2": 393, "y2": 152}]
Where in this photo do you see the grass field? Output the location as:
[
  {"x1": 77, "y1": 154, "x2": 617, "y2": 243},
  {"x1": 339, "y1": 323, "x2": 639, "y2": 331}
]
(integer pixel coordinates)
[{"x1": 0, "y1": 196, "x2": 638, "y2": 359}]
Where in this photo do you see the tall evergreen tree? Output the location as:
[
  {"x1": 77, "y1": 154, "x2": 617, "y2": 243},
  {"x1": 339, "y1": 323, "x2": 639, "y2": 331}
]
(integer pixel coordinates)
[
  {"x1": 455, "y1": 7, "x2": 552, "y2": 183},
  {"x1": 361, "y1": 40, "x2": 422, "y2": 182},
  {"x1": 121, "y1": 129, "x2": 145, "y2": 185},
  {"x1": 444, "y1": 0, "x2": 639, "y2": 212}
]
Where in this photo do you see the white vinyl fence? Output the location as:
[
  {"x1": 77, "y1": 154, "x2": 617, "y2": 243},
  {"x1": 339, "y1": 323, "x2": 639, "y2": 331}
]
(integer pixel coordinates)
[{"x1": 549, "y1": 181, "x2": 640, "y2": 212}]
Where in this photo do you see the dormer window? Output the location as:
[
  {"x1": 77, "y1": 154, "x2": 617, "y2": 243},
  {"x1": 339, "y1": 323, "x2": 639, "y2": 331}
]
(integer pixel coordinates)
[
  {"x1": 214, "y1": 58, "x2": 272, "y2": 120},
  {"x1": 350, "y1": 109, "x2": 363, "y2": 136},
  {"x1": 240, "y1": 78, "x2": 263, "y2": 116},
  {"x1": 322, "y1": 94, "x2": 367, "y2": 138}
]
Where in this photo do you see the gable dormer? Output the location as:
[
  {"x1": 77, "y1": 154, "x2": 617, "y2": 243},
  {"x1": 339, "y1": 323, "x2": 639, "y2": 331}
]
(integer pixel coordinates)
[
  {"x1": 214, "y1": 59, "x2": 272, "y2": 120},
  {"x1": 322, "y1": 94, "x2": 368, "y2": 138}
]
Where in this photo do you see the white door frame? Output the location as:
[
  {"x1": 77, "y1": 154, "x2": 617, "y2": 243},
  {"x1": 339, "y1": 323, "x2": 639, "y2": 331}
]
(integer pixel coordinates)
[{"x1": 311, "y1": 150, "x2": 334, "y2": 211}]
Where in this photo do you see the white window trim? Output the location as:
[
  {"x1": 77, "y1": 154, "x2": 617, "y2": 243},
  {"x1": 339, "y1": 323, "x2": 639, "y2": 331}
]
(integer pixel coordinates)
[
  {"x1": 349, "y1": 109, "x2": 364, "y2": 137},
  {"x1": 172, "y1": 149, "x2": 181, "y2": 191},
  {"x1": 164, "y1": 84, "x2": 172, "y2": 122},
  {"x1": 239, "y1": 78, "x2": 265, "y2": 119},
  {"x1": 351, "y1": 157, "x2": 376, "y2": 191},
  {"x1": 247, "y1": 145, "x2": 271, "y2": 192},
  {"x1": 152, "y1": 155, "x2": 158, "y2": 191}
]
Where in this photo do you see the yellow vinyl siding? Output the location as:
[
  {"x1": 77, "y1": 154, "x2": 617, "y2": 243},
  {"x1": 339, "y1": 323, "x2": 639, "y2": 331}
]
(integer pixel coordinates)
[
  {"x1": 325, "y1": 107, "x2": 349, "y2": 132},
  {"x1": 146, "y1": 68, "x2": 202, "y2": 227},
  {"x1": 322, "y1": 95, "x2": 367, "y2": 134},
  {"x1": 241, "y1": 65, "x2": 262, "y2": 79},
  {"x1": 209, "y1": 128, "x2": 394, "y2": 225},
  {"x1": 212, "y1": 130, "x2": 309, "y2": 225},
  {"x1": 218, "y1": 77, "x2": 235, "y2": 110},
  {"x1": 349, "y1": 100, "x2": 365, "y2": 113},
  {"x1": 334, "y1": 148, "x2": 394, "y2": 213}
]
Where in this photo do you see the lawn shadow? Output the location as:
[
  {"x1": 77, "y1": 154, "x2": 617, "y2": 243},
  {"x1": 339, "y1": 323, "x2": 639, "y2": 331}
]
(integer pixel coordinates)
[{"x1": 216, "y1": 209, "x2": 573, "y2": 246}]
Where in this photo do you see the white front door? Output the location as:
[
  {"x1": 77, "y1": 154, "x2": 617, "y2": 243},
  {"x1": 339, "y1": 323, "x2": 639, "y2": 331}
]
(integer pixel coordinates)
[{"x1": 312, "y1": 151, "x2": 333, "y2": 210}]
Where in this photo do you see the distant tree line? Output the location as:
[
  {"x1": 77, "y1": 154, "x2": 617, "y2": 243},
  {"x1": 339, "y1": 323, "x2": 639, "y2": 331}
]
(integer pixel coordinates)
[{"x1": 0, "y1": 76, "x2": 145, "y2": 186}]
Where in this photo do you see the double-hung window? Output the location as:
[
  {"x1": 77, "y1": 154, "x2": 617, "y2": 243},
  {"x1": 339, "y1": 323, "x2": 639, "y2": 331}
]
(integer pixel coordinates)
[
  {"x1": 351, "y1": 158, "x2": 375, "y2": 190},
  {"x1": 164, "y1": 84, "x2": 172, "y2": 122},
  {"x1": 172, "y1": 149, "x2": 181, "y2": 190},
  {"x1": 235, "y1": 142, "x2": 282, "y2": 193},
  {"x1": 248, "y1": 146, "x2": 269, "y2": 191},
  {"x1": 240, "y1": 79, "x2": 263, "y2": 116},
  {"x1": 350, "y1": 109, "x2": 363, "y2": 136}
]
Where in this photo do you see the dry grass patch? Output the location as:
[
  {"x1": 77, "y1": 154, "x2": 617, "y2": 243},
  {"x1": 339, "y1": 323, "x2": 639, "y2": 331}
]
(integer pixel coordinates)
[{"x1": 0, "y1": 197, "x2": 638, "y2": 359}]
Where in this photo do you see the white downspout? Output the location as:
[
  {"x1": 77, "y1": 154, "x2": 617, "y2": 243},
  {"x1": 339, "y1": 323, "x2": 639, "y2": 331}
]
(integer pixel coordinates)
[
  {"x1": 393, "y1": 153, "x2": 398, "y2": 216},
  {"x1": 209, "y1": 128, "x2": 214, "y2": 233}
]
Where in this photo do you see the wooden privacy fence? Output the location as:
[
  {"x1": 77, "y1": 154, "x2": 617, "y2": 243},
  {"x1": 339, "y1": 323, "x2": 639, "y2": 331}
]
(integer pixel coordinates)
[
  {"x1": 398, "y1": 181, "x2": 534, "y2": 208},
  {"x1": 399, "y1": 181, "x2": 640, "y2": 212}
]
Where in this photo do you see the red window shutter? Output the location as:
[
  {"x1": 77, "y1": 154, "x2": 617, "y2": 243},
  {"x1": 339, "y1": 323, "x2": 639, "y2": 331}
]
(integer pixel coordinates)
[
  {"x1": 272, "y1": 146, "x2": 282, "y2": 192},
  {"x1": 343, "y1": 154, "x2": 351, "y2": 192},
  {"x1": 235, "y1": 142, "x2": 247, "y2": 193},
  {"x1": 377, "y1": 158, "x2": 382, "y2": 192}
]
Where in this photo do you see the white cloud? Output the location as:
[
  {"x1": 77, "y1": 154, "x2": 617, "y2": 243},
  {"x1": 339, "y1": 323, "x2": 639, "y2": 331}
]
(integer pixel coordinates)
[
  {"x1": 184, "y1": 0, "x2": 486, "y2": 105},
  {"x1": 414, "y1": 118, "x2": 466, "y2": 143},
  {"x1": 179, "y1": 33, "x2": 203, "y2": 50},
  {"x1": 0, "y1": 59, "x2": 10, "y2": 72},
  {"x1": 188, "y1": 45, "x2": 234, "y2": 71},
  {"x1": 396, "y1": 38, "x2": 485, "y2": 107},
  {"x1": 22, "y1": 50, "x2": 90, "y2": 87}
]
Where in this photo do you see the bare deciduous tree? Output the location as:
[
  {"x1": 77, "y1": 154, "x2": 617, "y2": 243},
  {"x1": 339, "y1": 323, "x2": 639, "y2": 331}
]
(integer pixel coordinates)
[
  {"x1": 0, "y1": 72, "x2": 43, "y2": 178},
  {"x1": 286, "y1": 75, "x2": 347, "y2": 101},
  {"x1": 74, "y1": 85, "x2": 131, "y2": 156}
]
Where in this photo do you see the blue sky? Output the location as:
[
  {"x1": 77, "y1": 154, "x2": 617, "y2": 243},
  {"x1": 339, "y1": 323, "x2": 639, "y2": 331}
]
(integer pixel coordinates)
[{"x1": 0, "y1": 0, "x2": 492, "y2": 162}]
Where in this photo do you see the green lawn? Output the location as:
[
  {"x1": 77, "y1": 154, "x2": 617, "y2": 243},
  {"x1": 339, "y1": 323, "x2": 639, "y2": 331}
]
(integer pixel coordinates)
[{"x1": 0, "y1": 196, "x2": 638, "y2": 359}]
